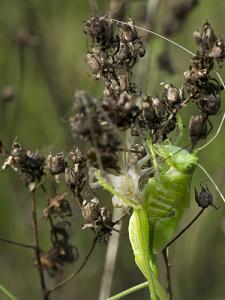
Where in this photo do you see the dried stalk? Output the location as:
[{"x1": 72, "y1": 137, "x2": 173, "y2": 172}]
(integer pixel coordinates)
[
  {"x1": 47, "y1": 234, "x2": 98, "y2": 296},
  {"x1": 0, "y1": 237, "x2": 35, "y2": 250},
  {"x1": 31, "y1": 191, "x2": 48, "y2": 300}
]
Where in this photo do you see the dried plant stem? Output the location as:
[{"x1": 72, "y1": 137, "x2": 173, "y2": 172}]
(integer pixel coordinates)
[
  {"x1": 31, "y1": 192, "x2": 48, "y2": 300},
  {"x1": 0, "y1": 237, "x2": 35, "y2": 250},
  {"x1": 162, "y1": 248, "x2": 172, "y2": 300},
  {"x1": 48, "y1": 234, "x2": 99, "y2": 296},
  {"x1": 99, "y1": 208, "x2": 123, "y2": 300},
  {"x1": 165, "y1": 208, "x2": 205, "y2": 249}
]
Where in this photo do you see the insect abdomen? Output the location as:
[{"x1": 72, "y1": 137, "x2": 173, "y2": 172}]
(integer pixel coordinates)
[{"x1": 142, "y1": 167, "x2": 193, "y2": 253}]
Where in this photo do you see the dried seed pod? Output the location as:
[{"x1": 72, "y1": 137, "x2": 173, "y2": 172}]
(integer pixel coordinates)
[
  {"x1": 100, "y1": 207, "x2": 112, "y2": 224},
  {"x1": 195, "y1": 185, "x2": 217, "y2": 208},
  {"x1": 198, "y1": 93, "x2": 221, "y2": 115},
  {"x1": 64, "y1": 165, "x2": 85, "y2": 191},
  {"x1": 2, "y1": 143, "x2": 45, "y2": 190},
  {"x1": 84, "y1": 15, "x2": 114, "y2": 49},
  {"x1": 120, "y1": 18, "x2": 138, "y2": 43},
  {"x1": 82, "y1": 199, "x2": 100, "y2": 223},
  {"x1": 194, "y1": 22, "x2": 225, "y2": 61},
  {"x1": 47, "y1": 153, "x2": 66, "y2": 175},
  {"x1": 43, "y1": 194, "x2": 72, "y2": 219},
  {"x1": 85, "y1": 51, "x2": 101, "y2": 79},
  {"x1": 189, "y1": 115, "x2": 208, "y2": 145},
  {"x1": 161, "y1": 116, "x2": 177, "y2": 139},
  {"x1": 162, "y1": 83, "x2": 183, "y2": 103},
  {"x1": 69, "y1": 147, "x2": 86, "y2": 166}
]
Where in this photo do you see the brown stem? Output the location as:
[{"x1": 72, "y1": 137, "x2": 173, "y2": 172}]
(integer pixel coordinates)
[
  {"x1": 162, "y1": 248, "x2": 173, "y2": 300},
  {"x1": 47, "y1": 234, "x2": 99, "y2": 296},
  {"x1": 31, "y1": 191, "x2": 49, "y2": 300},
  {"x1": 40, "y1": 185, "x2": 59, "y2": 243},
  {"x1": 164, "y1": 208, "x2": 205, "y2": 249},
  {"x1": 0, "y1": 237, "x2": 35, "y2": 250}
]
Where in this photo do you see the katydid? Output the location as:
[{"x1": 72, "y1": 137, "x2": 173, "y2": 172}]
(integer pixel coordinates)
[
  {"x1": 96, "y1": 110, "x2": 225, "y2": 300},
  {"x1": 96, "y1": 141, "x2": 198, "y2": 300}
]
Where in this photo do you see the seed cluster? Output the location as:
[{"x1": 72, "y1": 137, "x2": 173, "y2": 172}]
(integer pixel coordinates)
[{"x1": 187, "y1": 22, "x2": 225, "y2": 146}]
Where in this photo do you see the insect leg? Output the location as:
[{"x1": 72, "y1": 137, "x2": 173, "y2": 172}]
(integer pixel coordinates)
[
  {"x1": 175, "y1": 113, "x2": 184, "y2": 146},
  {"x1": 95, "y1": 171, "x2": 138, "y2": 208},
  {"x1": 146, "y1": 137, "x2": 159, "y2": 176}
]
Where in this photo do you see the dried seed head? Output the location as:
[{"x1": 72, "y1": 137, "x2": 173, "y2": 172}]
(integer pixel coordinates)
[
  {"x1": 2, "y1": 143, "x2": 45, "y2": 190},
  {"x1": 189, "y1": 115, "x2": 208, "y2": 145},
  {"x1": 194, "y1": 22, "x2": 225, "y2": 60},
  {"x1": 82, "y1": 198, "x2": 100, "y2": 223},
  {"x1": 198, "y1": 93, "x2": 221, "y2": 115},
  {"x1": 120, "y1": 18, "x2": 138, "y2": 42},
  {"x1": 100, "y1": 207, "x2": 112, "y2": 224},
  {"x1": 47, "y1": 153, "x2": 66, "y2": 175},
  {"x1": 84, "y1": 15, "x2": 114, "y2": 49},
  {"x1": 163, "y1": 83, "x2": 183, "y2": 103},
  {"x1": 69, "y1": 147, "x2": 86, "y2": 166},
  {"x1": 85, "y1": 51, "x2": 101, "y2": 78},
  {"x1": 43, "y1": 194, "x2": 72, "y2": 219},
  {"x1": 195, "y1": 185, "x2": 216, "y2": 208}
]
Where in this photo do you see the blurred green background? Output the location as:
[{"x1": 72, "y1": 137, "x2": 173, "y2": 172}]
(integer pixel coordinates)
[{"x1": 0, "y1": 0, "x2": 225, "y2": 299}]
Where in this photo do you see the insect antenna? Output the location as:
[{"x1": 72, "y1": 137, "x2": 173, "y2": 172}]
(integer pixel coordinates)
[
  {"x1": 197, "y1": 112, "x2": 225, "y2": 151},
  {"x1": 197, "y1": 163, "x2": 225, "y2": 203}
]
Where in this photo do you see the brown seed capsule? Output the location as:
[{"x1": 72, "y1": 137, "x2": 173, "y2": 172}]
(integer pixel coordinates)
[
  {"x1": 82, "y1": 199, "x2": 100, "y2": 223},
  {"x1": 64, "y1": 167, "x2": 77, "y2": 188},
  {"x1": 43, "y1": 194, "x2": 72, "y2": 219},
  {"x1": 163, "y1": 83, "x2": 182, "y2": 103},
  {"x1": 120, "y1": 18, "x2": 138, "y2": 42},
  {"x1": 69, "y1": 147, "x2": 86, "y2": 166},
  {"x1": 47, "y1": 153, "x2": 66, "y2": 175},
  {"x1": 198, "y1": 93, "x2": 221, "y2": 115},
  {"x1": 85, "y1": 51, "x2": 101, "y2": 78},
  {"x1": 195, "y1": 185, "x2": 217, "y2": 208},
  {"x1": 189, "y1": 115, "x2": 208, "y2": 145}
]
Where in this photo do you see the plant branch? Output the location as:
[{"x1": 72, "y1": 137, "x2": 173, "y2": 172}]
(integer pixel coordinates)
[
  {"x1": 162, "y1": 248, "x2": 172, "y2": 300},
  {"x1": 31, "y1": 191, "x2": 48, "y2": 300},
  {"x1": 47, "y1": 234, "x2": 99, "y2": 296},
  {"x1": 164, "y1": 208, "x2": 205, "y2": 249},
  {"x1": 0, "y1": 237, "x2": 35, "y2": 250}
]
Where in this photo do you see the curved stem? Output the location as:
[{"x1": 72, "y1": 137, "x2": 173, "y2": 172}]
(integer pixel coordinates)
[
  {"x1": 164, "y1": 208, "x2": 205, "y2": 249},
  {"x1": 48, "y1": 235, "x2": 98, "y2": 295},
  {"x1": 107, "y1": 281, "x2": 149, "y2": 300}
]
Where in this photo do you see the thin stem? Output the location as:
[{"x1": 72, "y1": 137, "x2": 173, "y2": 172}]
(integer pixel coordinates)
[
  {"x1": 31, "y1": 192, "x2": 48, "y2": 300},
  {"x1": 198, "y1": 163, "x2": 225, "y2": 204},
  {"x1": 99, "y1": 208, "x2": 123, "y2": 300},
  {"x1": 107, "y1": 281, "x2": 149, "y2": 300},
  {"x1": 164, "y1": 208, "x2": 205, "y2": 249},
  {"x1": 162, "y1": 248, "x2": 172, "y2": 300},
  {"x1": 48, "y1": 234, "x2": 99, "y2": 296},
  {"x1": 0, "y1": 237, "x2": 35, "y2": 250},
  {"x1": 197, "y1": 113, "x2": 225, "y2": 151}
]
